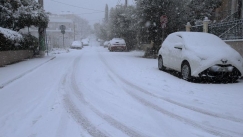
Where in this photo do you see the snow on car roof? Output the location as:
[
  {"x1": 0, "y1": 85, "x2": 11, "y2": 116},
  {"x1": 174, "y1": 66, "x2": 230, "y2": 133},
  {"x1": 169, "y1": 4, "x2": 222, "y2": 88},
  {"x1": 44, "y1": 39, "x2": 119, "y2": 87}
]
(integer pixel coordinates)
[
  {"x1": 72, "y1": 41, "x2": 81, "y2": 45},
  {"x1": 174, "y1": 32, "x2": 228, "y2": 48},
  {"x1": 110, "y1": 38, "x2": 125, "y2": 44},
  {"x1": 171, "y1": 32, "x2": 241, "y2": 60}
]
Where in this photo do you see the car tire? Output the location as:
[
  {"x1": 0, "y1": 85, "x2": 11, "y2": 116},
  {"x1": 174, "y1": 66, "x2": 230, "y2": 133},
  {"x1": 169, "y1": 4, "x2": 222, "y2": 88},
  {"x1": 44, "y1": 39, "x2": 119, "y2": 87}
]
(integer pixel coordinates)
[
  {"x1": 158, "y1": 56, "x2": 165, "y2": 71},
  {"x1": 181, "y1": 62, "x2": 191, "y2": 81},
  {"x1": 228, "y1": 68, "x2": 240, "y2": 83}
]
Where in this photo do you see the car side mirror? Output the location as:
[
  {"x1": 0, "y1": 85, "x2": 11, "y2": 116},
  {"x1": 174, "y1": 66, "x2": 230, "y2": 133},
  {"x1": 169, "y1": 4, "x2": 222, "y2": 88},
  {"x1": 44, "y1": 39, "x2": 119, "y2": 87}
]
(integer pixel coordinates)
[{"x1": 174, "y1": 43, "x2": 183, "y2": 50}]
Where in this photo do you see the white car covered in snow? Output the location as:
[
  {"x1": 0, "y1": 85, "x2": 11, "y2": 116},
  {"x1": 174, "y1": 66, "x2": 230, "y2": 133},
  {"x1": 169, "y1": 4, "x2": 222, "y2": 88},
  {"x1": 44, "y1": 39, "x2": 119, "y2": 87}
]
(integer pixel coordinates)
[
  {"x1": 108, "y1": 38, "x2": 126, "y2": 51},
  {"x1": 70, "y1": 41, "x2": 83, "y2": 49},
  {"x1": 82, "y1": 38, "x2": 89, "y2": 46},
  {"x1": 158, "y1": 32, "x2": 243, "y2": 82}
]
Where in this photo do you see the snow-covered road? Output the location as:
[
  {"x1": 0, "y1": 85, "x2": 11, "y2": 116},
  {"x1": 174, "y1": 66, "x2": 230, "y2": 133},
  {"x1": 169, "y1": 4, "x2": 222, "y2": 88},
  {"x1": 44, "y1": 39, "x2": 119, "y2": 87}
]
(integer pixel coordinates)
[{"x1": 0, "y1": 38, "x2": 243, "y2": 137}]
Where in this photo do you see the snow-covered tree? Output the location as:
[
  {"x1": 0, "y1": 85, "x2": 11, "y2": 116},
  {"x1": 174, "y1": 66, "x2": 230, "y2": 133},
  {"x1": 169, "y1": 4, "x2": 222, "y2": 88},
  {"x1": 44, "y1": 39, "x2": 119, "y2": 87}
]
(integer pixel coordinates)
[
  {"x1": 108, "y1": 6, "x2": 137, "y2": 50},
  {"x1": 64, "y1": 14, "x2": 92, "y2": 39},
  {"x1": 0, "y1": 0, "x2": 17, "y2": 29},
  {"x1": 187, "y1": 0, "x2": 222, "y2": 24},
  {"x1": 0, "y1": 0, "x2": 49, "y2": 31},
  {"x1": 135, "y1": 0, "x2": 189, "y2": 45},
  {"x1": 94, "y1": 5, "x2": 110, "y2": 42}
]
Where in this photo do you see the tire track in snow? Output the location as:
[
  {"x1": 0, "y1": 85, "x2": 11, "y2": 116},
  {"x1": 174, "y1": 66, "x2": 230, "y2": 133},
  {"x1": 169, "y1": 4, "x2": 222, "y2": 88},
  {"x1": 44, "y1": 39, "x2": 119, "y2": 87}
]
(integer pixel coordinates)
[
  {"x1": 60, "y1": 54, "x2": 108, "y2": 137},
  {"x1": 70, "y1": 53, "x2": 148, "y2": 137},
  {"x1": 100, "y1": 53, "x2": 243, "y2": 123},
  {"x1": 114, "y1": 72, "x2": 243, "y2": 137},
  {"x1": 120, "y1": 76, "x2": 243, "y2": 123},
  {"x1": 56, "y1": 72, "x2": 77, "y2": 137},
  {"x1": 98, "y1": 53, "x2": 238, "y2": 137},
  {"x1": 63, "y1": 95, "x2": 108, "y2": 137}
]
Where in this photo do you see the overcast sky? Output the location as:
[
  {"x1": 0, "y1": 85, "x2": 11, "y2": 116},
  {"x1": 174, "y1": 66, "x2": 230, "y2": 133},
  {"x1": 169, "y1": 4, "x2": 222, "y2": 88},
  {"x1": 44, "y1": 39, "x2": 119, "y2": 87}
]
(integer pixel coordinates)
[{"x1": 44, "y1": 0, "x2": 135, "y2": 26}]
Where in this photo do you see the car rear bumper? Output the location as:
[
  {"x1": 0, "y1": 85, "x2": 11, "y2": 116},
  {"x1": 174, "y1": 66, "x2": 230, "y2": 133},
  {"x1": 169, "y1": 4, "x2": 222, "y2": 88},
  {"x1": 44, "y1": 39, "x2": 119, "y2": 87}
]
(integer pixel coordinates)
[{"x1": 110, "y1": 46, "x2": 126, "y2": 51}]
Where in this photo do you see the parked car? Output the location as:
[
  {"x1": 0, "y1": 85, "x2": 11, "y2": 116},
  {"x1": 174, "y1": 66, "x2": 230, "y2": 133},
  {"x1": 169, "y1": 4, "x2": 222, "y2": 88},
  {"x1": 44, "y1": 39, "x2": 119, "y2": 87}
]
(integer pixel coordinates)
[
  {"x1": 103, "y1": 41, "x2": 110, "y2": 48},
  {"x1": 70, "y1": 41, "x2": 82, "y2": 49},
  {"x1": 108, "y1": 38, "x2": 126, "y2": 51},
  {"x1": 100, "y1": 40, "x2": 105, "y2": 46},
  {"x1": 82, "y1": 38, "x2": 89, "y2": 46},
  {"x1": 158, "y1": 32, "x2": 243, "y2": 82}
]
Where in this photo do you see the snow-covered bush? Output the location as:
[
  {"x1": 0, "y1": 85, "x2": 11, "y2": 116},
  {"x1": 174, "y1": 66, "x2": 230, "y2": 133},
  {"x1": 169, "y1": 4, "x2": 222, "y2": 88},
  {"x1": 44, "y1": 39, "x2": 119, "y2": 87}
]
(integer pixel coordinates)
[
  {"x1": 19, "y1": 33, "x2": 38, "y2": 50},
  {"x1": 0, "y1": 27, "x2": 23, "y2": 51}
]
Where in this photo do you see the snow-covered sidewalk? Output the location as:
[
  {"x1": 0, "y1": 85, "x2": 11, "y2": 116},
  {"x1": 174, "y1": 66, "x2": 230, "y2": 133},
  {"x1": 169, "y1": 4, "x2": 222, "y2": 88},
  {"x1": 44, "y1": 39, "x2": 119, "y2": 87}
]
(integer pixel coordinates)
[{"x1": 0, "y1": 55, "x2": 55, "y2": 89}]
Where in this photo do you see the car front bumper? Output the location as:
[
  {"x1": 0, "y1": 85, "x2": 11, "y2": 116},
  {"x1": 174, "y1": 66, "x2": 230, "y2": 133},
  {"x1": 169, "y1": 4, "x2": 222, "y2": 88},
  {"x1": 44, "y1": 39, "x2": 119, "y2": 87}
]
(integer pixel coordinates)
[
  {"x1": 190, "y1": 58, "x2": 243, "y2": 79},
  {"x1": 198, "y1": 65, "x2": 241, "y2": 80}
]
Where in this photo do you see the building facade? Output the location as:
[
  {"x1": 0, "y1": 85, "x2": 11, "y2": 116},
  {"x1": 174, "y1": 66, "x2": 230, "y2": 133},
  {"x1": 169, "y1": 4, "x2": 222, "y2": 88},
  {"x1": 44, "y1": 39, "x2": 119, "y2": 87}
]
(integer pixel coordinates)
[
  {"x1": 46, "y1": 14, "x2": 74, "y2": 49},
  {"x1": 21, "y1": 14, "x2": 75, "y2": 50}
]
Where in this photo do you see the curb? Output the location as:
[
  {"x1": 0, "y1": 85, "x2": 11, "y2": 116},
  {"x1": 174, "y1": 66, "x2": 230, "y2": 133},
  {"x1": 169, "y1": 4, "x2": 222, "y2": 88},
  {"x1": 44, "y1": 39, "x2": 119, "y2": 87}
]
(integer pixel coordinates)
[{"x1": 0, "y1": 56, "x2": 56, "y2": 89}]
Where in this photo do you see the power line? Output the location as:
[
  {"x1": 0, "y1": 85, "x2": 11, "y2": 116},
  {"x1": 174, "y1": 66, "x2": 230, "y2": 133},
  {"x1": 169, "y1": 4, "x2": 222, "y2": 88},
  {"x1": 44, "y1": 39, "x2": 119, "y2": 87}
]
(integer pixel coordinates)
[
  {"x1": 75, "y1": 11, "x2": 104, "y2": 15},
  {"x1": 50, "y1": 0, "x2": 104, "y2": 12}
]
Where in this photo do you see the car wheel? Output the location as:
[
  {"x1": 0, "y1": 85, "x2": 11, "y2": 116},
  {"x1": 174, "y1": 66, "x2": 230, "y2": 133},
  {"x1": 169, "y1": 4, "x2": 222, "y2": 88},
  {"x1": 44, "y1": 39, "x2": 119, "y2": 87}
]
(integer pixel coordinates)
[
  {"x1": 181, "y1": 62, "x2": 191, "y2": 81},
  {"x1": 158, "y1": 56, "x2": 165, "y2": 71}
]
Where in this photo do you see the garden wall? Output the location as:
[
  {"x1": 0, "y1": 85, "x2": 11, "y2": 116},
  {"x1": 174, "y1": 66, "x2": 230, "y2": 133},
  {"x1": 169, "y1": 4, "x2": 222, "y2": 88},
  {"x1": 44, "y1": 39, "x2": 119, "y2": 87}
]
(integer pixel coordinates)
[
  {"x1": 0, "y1": 50, "x2": 33, "y2": 67},
  {"x1": 225, "y1": 40, "x2": 243, "y2": 57}
]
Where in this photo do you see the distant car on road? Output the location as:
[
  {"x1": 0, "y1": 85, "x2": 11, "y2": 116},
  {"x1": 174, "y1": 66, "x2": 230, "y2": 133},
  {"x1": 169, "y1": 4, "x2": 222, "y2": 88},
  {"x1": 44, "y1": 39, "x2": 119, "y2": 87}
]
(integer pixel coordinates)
[
  {"x1": 158, "y1": 32, "x2": 243, "y2": 82},
  {"x1": 82, "y1": 38, "x2": 89, "y2": 46},
  {"x1": 108, "y1": 38, "x2": 126, "y2": 52},
  {"x1": 70, "y1": 41, "x2": 82, "y2": 49},
  {"x1": 103, "y1": 41, "x2": 110, "y2": 48},
  {"x1": 100, "y1": 40, "x2": 105, "y2": 46}
]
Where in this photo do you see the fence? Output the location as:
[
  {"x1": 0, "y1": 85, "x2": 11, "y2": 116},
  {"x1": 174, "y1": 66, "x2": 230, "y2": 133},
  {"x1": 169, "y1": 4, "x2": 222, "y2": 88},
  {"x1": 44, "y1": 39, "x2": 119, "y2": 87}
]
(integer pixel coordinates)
[{"x1": 190, "y1": 19, "x2": 243, "y2": 40}]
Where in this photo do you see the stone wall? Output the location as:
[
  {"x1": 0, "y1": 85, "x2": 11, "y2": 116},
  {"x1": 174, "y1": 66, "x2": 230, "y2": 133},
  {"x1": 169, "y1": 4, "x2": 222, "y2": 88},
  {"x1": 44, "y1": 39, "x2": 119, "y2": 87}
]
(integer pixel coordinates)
[
  {"x1": 225, "y1": 40, "x2": 243, "y2": 57},
  {"x1": 0, "y1": 50, "x2": 34, "y2": 67}
]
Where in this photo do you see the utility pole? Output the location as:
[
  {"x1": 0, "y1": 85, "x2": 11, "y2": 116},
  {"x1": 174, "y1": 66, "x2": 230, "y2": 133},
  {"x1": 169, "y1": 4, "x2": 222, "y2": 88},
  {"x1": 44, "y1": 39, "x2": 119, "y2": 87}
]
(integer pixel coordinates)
[
  {"x1": 74, "y1": 23, "x2": 75, "y2": 41},
  {"x1": 38, "y1": 0, "x2": 45, "y2": 57},
  {"x1": 125, "y1": 0, "x2": 128, "y2": 8}
]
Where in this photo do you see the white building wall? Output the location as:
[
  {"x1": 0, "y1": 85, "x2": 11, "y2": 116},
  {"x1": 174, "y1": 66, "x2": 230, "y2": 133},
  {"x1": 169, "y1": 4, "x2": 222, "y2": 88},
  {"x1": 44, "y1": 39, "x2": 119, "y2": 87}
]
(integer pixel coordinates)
[{"x1": 46, "y1": 15, "x2": 74, "y2": 49}]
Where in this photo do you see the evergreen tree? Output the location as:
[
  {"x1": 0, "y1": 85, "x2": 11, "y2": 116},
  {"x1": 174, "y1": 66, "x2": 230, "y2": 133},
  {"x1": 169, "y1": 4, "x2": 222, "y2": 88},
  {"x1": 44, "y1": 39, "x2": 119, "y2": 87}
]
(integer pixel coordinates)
[
  {"x1": 0, "y1": 0, "x2": 49, "y2": 31},
  {"x1": 135, "y1": 0, "x2": 188, "y2": 45},
  {"x1": 0, "y1": 0, "x2": 18, "y2": 29},
  {"x1": 108, "y1": 6, "x2": 137, "y2": 50},
  {"x1": 187, "y1": 0, "x2": 222, "y2": 24}
]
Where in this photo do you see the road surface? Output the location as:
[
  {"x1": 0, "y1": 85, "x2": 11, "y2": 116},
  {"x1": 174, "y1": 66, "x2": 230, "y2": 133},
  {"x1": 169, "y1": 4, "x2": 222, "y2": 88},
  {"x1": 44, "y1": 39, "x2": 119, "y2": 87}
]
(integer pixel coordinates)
[{"x1": 0, "y1": 37, "x2": 243, "y2": 137}]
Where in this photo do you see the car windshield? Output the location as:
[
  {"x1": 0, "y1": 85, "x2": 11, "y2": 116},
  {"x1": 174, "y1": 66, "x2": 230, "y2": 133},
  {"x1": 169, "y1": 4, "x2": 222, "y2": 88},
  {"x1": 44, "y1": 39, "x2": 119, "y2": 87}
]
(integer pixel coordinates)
[{"x1": 0, "y1": 1, "x2": 242, "y2": 137}]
